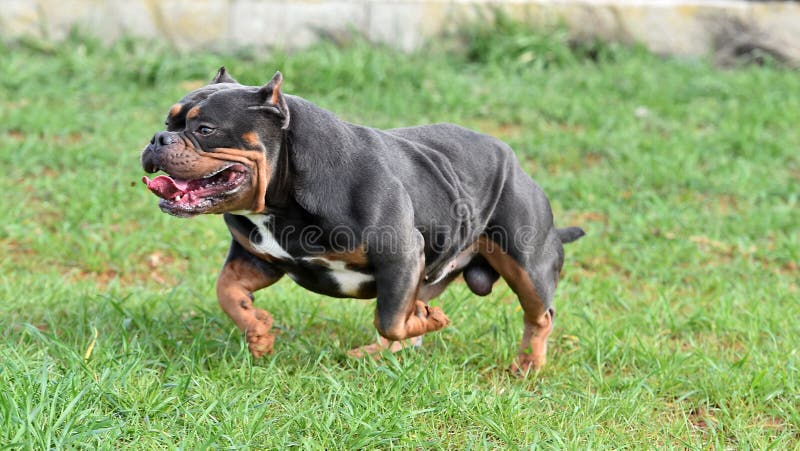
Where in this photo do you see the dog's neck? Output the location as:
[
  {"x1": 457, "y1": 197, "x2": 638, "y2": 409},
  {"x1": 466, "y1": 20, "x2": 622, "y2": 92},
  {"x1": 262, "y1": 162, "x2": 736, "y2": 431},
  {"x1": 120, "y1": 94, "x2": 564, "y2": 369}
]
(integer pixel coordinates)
[
  {"x1": 261, "y1": 95, "x2": 354, "y2": 219},
  {"x1": 262, "y1": 129, "x2": 295, "y2": 211}
]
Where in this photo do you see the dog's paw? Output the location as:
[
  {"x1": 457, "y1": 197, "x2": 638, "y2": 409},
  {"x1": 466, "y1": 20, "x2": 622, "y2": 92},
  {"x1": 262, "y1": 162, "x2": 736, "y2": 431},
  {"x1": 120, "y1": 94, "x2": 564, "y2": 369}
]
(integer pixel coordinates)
[
  {"x1": 413, "y1": 300, "x2": 450, "y2": 332},
  {"x1": 347, "y1": 337, "x2": 421, "y2": 359},
  {"x1": 508, "y1": 355, "x2": 545, "y2": 377},
  {"x1": 246, "y1": 309, "x2": 275, "y2": 358},
  {"x1": 347, "y1": 342, "x2": 384, "y2": 359},
  {"x1": 427, "y1": 306, "x2": 450, "y2": 329},
  {"x1": 253, "y1": 308, "x2": 273, "y2": 327},
  {"x1": 246, "y1": 328, "x2": 275, "y2": 358}
]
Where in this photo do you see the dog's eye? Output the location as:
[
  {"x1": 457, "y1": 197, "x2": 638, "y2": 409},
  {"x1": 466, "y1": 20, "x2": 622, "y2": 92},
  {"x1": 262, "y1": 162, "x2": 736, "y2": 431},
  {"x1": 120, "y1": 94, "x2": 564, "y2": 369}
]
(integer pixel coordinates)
[{"x1": 197, "y1": 126, "x2": 215, "y2": 136}]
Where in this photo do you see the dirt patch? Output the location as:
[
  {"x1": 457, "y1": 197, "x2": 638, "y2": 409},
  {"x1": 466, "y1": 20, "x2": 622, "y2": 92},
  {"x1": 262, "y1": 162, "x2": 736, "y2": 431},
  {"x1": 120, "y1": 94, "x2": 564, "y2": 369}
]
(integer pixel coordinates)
[
  {"x1": 7, "y1": 130, "x2": 26, "y2": 142},
  {"x1": 179, "y1": 80, "x2": 206, "y2": 91},
  {"x1": 687, "y1": 405, "x2": 717, "y2": 431},
  {"x1": 583, "y1": 151, "x2": 604, "y2": 167},
  {"x1": 570, "y1": 254, "x2": 629, "y2": 281},
  {"x1": 51, "y1": 131, "x2": 84, "y2": 145},
  {"x1": 562, "y1": 210, "x2": 607, "y2": 225},
  {"x1": 3, "y1": 237, "x2": 186, "y2": 290},
  {"x1": 654, "y1": 231, "x2": 796, "y2": 277},
  {"x1": 66, "y1": 250, "x2": 187, "y2": 288},
  {"x1": 692, "y1": 192, "x2": 741, "y2": 215},
  {"x1": 3, "y1": 238, "x2": 37, "y2": 259},
  {"x1": 470, "y1": 119, "x2": 525, "y2": 139},
  {"x1": 4, "y1": 130, "x2": 84, "y2": 144},
  {"x1": 661, "y1": 329, "x2": 748, "y2": 356}
]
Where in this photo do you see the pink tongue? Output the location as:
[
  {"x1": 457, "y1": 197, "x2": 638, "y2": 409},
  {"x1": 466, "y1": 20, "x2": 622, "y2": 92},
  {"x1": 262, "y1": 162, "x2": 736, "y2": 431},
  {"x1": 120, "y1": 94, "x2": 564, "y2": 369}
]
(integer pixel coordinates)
[{"x1": 142, "y1": 175, "x2": 190, "y2": 199}]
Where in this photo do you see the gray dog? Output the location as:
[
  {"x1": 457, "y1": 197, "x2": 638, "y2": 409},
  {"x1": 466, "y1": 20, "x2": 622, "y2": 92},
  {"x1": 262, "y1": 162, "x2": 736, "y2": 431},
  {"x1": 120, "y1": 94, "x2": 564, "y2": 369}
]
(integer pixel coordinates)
[{"x1": 141, "y1": 68, "x2": 584, "y2": 372}]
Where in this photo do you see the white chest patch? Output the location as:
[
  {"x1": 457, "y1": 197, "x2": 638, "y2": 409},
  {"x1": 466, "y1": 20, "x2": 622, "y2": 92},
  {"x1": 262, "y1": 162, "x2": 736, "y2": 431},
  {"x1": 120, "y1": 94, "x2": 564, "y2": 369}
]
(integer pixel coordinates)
[
  {"x1": 243, "y1": 214, "x2": 293, "y2": 260},
  {"x1": 302, "y1": 257, "x2": 374, "y2": 296}
]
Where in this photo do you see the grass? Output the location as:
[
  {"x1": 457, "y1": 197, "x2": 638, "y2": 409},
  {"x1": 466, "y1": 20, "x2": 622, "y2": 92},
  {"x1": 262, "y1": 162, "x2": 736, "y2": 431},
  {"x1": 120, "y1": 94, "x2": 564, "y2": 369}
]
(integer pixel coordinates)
[{"x1": 1, "y1": 22, "x2": 798, "y2": 448}]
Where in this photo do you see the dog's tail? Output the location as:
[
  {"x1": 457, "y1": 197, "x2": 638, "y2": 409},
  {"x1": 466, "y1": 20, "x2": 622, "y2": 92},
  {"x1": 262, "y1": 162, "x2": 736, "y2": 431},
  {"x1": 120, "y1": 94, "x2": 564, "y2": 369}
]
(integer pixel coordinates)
[{"x1": 557, "y1": 226, "x2": 585, "y2": 244}]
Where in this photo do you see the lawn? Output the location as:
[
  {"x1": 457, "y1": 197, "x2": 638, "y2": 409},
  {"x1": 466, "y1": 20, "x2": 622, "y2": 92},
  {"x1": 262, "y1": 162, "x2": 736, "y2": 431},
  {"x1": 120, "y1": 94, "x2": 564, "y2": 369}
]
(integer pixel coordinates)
[{"x1": 0, "y1": 24, "x2": 798, "y2": 448}]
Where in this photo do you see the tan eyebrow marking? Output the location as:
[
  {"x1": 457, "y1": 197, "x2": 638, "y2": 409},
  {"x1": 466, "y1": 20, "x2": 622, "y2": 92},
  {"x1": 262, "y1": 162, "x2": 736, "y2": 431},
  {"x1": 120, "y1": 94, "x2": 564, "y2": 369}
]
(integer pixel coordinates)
[{"x1": 168, "y1": 103, "x2": 183, "y2": 118}]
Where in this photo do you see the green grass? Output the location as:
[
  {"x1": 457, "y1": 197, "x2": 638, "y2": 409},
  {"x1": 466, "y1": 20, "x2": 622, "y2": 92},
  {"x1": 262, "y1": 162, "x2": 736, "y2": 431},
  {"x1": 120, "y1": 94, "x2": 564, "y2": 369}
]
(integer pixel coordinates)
[{"x1": 1, "y1": 23, "x2": 798, "y2": 448}]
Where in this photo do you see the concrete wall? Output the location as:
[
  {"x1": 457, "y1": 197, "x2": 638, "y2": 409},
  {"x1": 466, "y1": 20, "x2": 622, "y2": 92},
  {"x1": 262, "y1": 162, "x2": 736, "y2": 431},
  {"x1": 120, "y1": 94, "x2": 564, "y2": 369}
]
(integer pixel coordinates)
[{"x1": 2, "y1": 1, "x2": 800, "y2": 61}]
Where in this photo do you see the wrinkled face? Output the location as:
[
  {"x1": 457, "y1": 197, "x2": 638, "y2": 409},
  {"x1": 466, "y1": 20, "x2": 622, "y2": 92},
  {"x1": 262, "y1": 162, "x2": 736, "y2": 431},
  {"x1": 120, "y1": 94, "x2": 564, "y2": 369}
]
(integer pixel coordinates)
[{"x1": 141, "y1": 77, "x2": 287, "y2": 218}]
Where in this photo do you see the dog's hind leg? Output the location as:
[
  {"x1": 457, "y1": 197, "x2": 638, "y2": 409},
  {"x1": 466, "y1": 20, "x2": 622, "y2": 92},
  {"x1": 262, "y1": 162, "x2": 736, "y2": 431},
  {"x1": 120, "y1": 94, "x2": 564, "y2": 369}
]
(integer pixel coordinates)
[
  {"x1": 477, "y1": 230, "x2": 562, "y2": 374},
  {"x1": 217, "y1": 240, "x2": 284, "y2": 358}
]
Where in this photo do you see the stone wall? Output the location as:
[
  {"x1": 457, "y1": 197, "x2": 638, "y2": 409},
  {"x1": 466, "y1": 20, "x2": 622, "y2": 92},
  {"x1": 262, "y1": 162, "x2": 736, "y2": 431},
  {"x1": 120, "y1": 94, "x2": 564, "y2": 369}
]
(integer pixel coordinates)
[{"x1": 2, "y1": 0, "x2": 799, "y2": 62}]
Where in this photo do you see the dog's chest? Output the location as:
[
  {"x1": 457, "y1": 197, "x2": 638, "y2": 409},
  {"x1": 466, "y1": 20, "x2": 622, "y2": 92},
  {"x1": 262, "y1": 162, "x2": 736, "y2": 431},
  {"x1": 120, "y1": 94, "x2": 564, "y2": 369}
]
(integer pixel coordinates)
[{"x1": 226, "y1": 213, "x2": 376, "y2": 298}]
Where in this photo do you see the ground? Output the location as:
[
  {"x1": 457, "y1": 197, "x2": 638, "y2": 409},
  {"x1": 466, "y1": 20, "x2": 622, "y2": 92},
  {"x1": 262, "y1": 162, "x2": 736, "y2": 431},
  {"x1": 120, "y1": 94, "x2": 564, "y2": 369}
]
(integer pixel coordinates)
[{"x1": 0, "y1": 26, "x2": 798, "y2": 447}]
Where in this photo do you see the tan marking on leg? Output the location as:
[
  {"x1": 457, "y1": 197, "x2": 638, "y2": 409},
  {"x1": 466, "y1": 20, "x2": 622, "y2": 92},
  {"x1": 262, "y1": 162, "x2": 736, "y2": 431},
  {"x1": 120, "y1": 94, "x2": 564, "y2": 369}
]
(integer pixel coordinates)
[
  {"x1": 510, "y1": 309, "x2": 553, "y2": 374},
  {"x1": 373, "y1": 301, "x2": 450, "y2": 342},
  {"x1": 476, "y1": 236, "x2": 553, "y2": 373},
  {"x1": 373, "y1": 253, "x2": 450, "y2": 341},
  {"x1": 216, "y1": 258, "x2": 280, "y2": 358},
  {"x1": 350, "y1": 253, "x2": 448, "y2": 357}
]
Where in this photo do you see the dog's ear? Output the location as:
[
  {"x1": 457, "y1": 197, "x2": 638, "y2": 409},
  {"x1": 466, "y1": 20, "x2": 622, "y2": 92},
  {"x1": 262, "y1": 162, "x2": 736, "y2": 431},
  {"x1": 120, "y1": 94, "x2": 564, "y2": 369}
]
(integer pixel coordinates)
[
  {"x1": 211, "y1": 66, "x2": 238, "y2": 84},
  {"x1": 257, "y1": 71, "x2": 290, "y2": 129}
]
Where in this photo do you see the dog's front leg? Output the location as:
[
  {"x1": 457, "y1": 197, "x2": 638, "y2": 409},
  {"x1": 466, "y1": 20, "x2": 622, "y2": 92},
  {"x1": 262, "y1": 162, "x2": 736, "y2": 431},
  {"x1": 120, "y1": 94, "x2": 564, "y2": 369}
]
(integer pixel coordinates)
[
  {"x1": 216, "y1": 240, "x2": 284, "y2": 357},
  {"x1": 349, "y1": 230, "x2": 449, "y2": 357}
]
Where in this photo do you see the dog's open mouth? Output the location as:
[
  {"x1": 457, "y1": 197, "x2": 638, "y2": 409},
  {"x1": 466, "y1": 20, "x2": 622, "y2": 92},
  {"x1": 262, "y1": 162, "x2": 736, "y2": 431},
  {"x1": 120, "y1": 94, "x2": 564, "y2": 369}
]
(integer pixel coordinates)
[{"x1": 142, "y1": 163, "x2": 249, "y2": 216}]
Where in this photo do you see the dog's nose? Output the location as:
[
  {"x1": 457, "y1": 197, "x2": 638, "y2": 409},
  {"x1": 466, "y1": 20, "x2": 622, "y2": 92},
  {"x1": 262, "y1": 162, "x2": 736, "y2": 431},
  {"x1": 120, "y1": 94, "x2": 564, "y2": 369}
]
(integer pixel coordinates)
[
  {"x1": 141, "y1": 145, "x2": 160, "y2": 173},
  {"x1": 153, "y1": 131, "x2": 178, "y2": 147},
  {"x1": 142, "y1": 132, "x2": 172, "y2": 174},
  {"x1": 143, "y1": 161, "x2": 159, "y2": 174}
]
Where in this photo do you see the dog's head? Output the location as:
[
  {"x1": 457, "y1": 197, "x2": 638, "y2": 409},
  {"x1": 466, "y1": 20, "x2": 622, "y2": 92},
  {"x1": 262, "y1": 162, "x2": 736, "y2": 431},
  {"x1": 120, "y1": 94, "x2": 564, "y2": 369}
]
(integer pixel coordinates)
[{"x1": 141, "y1": 68, "x2": 290, "y2": 217}]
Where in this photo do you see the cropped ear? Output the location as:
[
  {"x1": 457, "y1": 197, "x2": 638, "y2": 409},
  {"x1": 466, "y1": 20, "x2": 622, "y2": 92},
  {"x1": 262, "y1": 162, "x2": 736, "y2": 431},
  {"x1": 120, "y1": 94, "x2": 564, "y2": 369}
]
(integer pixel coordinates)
[
  {"x1": 211, "y1": 66, "x2": 238, "y2": 84},
  {"x1": 257, "y1": 71, "x2": 290, "y2": 129}
]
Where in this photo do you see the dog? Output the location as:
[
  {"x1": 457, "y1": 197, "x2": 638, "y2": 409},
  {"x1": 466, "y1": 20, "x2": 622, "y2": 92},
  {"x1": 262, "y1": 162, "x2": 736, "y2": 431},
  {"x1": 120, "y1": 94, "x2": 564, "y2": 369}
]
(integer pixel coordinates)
[{"x1": 141, "y1": 68, "x2": 584, "y2": 372}]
